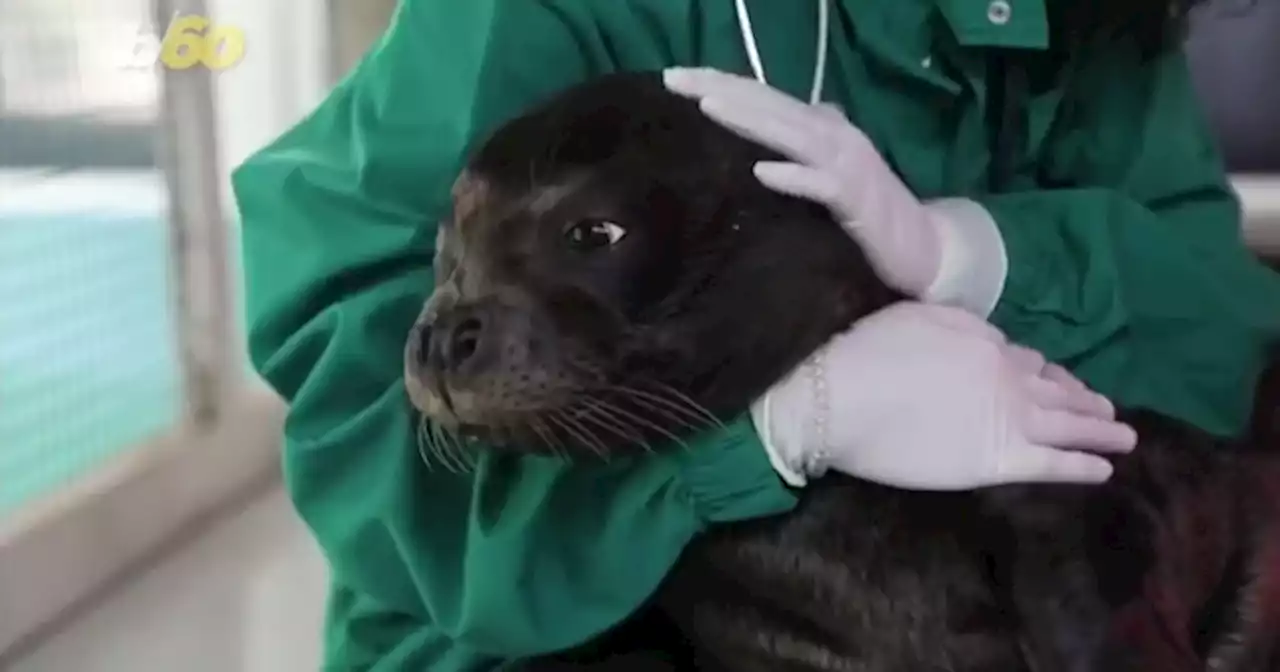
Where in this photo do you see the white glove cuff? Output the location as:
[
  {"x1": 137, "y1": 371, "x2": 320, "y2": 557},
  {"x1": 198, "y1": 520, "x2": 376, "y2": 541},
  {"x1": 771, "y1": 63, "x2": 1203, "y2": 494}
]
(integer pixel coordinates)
[
  {"x1": 922, "y1": 198, "x2": 1008, "y2": 318},
  {"x1": 749, "y1": 350, "x2": 832, "y2": 488}
]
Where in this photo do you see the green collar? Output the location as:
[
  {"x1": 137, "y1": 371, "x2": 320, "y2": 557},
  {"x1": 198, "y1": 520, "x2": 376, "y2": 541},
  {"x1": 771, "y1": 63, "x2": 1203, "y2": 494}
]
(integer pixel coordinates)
[{"x1": 933, "y1": 0, "x2": 1048, "y2": 48}]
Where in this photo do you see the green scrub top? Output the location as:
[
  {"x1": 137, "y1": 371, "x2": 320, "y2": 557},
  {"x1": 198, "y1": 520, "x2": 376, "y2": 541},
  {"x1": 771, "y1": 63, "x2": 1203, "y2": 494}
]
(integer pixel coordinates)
[{"x1": 231, "y1": 0, "x2": 1280, "y2": 668}]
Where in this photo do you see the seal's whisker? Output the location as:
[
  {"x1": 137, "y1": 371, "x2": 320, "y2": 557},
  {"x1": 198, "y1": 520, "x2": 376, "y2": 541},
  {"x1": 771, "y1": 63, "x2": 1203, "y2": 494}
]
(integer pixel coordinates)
[
  {"x1": 566, "y1": 364, "x2": 720, "y2": 431},
  {"x1": 566, "y1": 412, "x2": 630, "y2": 458},
  {"x1": 433, "y1": 421, "x2": 471, "y2": 473},
  {"x1": 573, "y1": 403, "x2": 651, "y2": 453},
  {"x1": 529, "y1": 417, "x2": 566, "y2": 456},
  {"x1": 423, "y1": 422, "x2": 450, "y2": 472},
  {"x1": 547, "y1": 411, "x2": 607, "y2": 460},
  {"x1": 422, "y1": 417, "x2": 442, "y2": 468},
  {"x1": 582, "y1": 397, "x2": 693, "y2": 452},
  {"x1": 538, "y1": 414, "x2": 575, "y2": 461},
  {"x1": 627, "y1": 379, "x2": 725, "y2": 429},
  {"x1": 424, "y1": 419, "x2": 459, "y2": 473},
  {"x1": 559, "y1": 412, "x2": 612, "y2": 460},
  {"x1": 426, "y1": 421, "x2": 458, "y2": 473},
  {"x1": 608, "y1": 392, "x2": 701, "y2": 434},
  {"x1": 445, "y1": 426, "x2": 479, "y2": 473},
  {"x1": 592, "y1": 383, "x2": 710, "y2": 434}
]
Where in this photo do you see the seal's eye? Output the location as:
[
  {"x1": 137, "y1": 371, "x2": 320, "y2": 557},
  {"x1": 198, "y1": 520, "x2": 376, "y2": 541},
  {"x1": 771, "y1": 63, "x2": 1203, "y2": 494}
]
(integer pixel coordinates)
[{"x1": 563, "y1": 219, "x2": 627, "y2": 251}]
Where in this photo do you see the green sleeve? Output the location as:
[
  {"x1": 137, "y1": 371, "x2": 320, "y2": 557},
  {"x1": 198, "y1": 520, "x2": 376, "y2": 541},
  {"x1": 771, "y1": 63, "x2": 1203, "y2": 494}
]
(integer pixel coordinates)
[
  {"x1": 982, "y1": 45, "x2": 1280, "y2": 438},
  {"x1": 231, "y1": 0, "x2": 795, "y2": 668}
]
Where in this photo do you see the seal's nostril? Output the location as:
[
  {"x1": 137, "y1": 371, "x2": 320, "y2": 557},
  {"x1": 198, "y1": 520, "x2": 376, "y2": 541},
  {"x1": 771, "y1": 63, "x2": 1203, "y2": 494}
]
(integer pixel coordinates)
[{"x1": 447, "y1": 317, "x2": 484, "y2": 367}]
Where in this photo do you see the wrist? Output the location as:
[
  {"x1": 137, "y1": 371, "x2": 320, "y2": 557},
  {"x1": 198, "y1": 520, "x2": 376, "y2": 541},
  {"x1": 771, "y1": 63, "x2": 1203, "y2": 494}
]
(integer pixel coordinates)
[
  {"x1": 921, "y1": 198, "x2": 1008, "y2": 318},
  {"x1": 749, "y1": 349, "x2": 833, "y2": 487},
  {"x1": 750, "y1": 393, "x2": 809, "y2": 487}
]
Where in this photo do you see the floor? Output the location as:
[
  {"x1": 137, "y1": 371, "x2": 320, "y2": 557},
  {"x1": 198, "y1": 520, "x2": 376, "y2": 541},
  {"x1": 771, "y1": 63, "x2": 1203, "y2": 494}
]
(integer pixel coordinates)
[{"x1": 7, "y1": 486, "x2": 329, "y2": 672}]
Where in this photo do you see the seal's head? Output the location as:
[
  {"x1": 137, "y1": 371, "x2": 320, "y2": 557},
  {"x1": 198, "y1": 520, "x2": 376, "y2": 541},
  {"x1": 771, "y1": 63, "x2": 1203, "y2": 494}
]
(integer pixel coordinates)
[{"x1": 404, "y1": 72, "x2": 897, "y2": 457}]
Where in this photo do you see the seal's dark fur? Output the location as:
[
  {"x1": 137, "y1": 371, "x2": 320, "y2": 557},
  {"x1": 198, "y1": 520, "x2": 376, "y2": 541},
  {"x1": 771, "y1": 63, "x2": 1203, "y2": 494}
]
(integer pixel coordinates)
[{"x1": 404, "y1": 72, "x2": 1280, "y2": 671}]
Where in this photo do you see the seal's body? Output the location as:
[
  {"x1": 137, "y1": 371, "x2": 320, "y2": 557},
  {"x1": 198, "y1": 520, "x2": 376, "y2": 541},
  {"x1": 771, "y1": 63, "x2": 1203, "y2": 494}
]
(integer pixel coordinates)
[{"x1": 404, "y1": 72, "x2": 1280, "y2": 671}]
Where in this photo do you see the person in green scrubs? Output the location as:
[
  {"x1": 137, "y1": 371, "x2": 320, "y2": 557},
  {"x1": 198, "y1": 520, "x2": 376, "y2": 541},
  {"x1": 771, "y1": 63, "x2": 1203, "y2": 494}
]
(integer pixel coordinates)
[{"x1": 232, "y1": 0, "x2": 1280, "y2": 668}]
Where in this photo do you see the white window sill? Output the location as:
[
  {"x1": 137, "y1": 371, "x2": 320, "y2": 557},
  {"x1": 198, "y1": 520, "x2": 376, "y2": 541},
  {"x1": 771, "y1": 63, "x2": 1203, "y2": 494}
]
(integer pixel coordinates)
[{"x1": 1234, "y1": 174, "x2": 1280, "y2": 255}]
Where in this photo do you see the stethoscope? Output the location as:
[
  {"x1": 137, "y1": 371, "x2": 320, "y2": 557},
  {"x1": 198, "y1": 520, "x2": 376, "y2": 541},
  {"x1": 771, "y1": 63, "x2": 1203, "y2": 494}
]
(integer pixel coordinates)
[{"x1": 733, "y1": 0, "x2": 831, "y2": 105}]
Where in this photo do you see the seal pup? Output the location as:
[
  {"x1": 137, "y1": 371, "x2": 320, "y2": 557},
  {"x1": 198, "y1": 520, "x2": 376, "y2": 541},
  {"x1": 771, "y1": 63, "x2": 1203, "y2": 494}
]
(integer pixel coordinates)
[{"x1": 404, "y1": 72, "x2": 1280, "y2": 672}]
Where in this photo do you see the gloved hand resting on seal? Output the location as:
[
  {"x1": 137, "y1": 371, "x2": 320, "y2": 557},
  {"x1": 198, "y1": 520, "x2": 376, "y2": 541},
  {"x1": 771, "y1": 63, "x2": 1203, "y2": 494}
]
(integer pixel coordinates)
[{"x1": 751, "y1": 302, "x2": 1138, "y2": 490}]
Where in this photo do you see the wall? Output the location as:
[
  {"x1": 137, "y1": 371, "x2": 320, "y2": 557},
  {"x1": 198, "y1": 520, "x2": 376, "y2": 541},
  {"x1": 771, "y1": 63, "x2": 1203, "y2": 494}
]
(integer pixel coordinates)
[
  {"x1": 326, "y1": 0, "x2": 398, "y2": 83},
  {"x1": 1187, "y1": 3, "x2": 1280, "y2": 174},
  {"x1": 207, "y1": 0, "x2": 330, "y2": 216}
]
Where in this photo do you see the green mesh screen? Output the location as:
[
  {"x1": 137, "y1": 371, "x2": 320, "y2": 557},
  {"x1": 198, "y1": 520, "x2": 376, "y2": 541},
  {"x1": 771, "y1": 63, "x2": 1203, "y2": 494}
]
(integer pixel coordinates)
[
  {"x1": 0, "y1": 178, "x2": 183, "y2": 518},
  {"x1": 0, "y1": 0, "x2": 185, "y2": 519}
]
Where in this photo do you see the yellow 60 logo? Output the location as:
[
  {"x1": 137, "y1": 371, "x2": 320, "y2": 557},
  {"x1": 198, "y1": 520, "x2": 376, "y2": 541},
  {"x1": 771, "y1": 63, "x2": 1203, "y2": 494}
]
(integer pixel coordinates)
[{"x1": 157, "y1": 15, "x2": 246, "y2": 71}]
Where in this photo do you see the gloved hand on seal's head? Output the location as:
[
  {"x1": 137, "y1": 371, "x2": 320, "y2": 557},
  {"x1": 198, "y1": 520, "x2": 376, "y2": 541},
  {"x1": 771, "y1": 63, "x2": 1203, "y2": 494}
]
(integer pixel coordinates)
[
  {"x1": 664, "y1": 67, "x2": 1008, "y2": 319},
  {"x1": 662, "y1": 68, "x2": 1136, "y2": 490},
  {"x1": 751, "y1": 302, "x2": 1139, "y2": 491}
]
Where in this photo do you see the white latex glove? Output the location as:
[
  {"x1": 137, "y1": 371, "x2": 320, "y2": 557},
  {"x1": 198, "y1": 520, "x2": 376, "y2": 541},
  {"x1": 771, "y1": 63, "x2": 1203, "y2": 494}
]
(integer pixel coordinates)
[
  {"x1": 664, "y1": 67, "x2": 1007, "y2": 317},
  {"x1": 750, "y1": 302, "x2": 1138, "y2": 490}
]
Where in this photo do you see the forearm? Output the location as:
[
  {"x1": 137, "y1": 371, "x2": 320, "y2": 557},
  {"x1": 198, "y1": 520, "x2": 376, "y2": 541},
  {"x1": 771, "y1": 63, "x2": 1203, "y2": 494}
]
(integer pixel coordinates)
[{"x1": 323, "y1": 581, "x2": 506, "y2": 671}]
